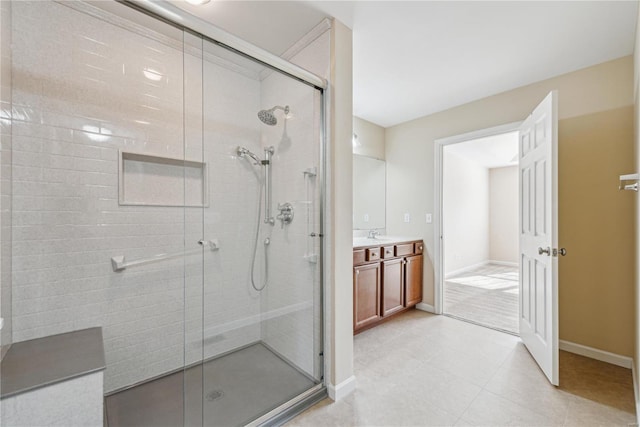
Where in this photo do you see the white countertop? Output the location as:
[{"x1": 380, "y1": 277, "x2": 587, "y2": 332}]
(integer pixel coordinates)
[{"x1": 353, "y1": 236, "x2": 420, "y2": 248}]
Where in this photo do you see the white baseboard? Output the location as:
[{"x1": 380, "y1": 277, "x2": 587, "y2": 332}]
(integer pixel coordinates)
[
  {"x1": 632, "y1": 362, "x2": 640, "y2": 422},
  {"x1": 487, "y1": 260, "x2": 519, "y2": 267},
  {"x1": 559, "y1": 340, "x2": 633, "y2": 369},
  {"x1": 416, "y1": 303, "x2": 435, "y2": 313},
  {"x1": 327, "y1": 375, "x2": 355, "y2": 401}
]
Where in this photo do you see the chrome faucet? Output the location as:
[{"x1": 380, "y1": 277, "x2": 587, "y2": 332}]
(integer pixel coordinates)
[{"x1": 367, "y1": 230, "x2": 380, "y2": 239}]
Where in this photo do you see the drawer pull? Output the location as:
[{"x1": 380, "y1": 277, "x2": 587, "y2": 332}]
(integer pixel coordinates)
[{"x1": 386, "y1": 250, "x2": 392, "y2": 254}]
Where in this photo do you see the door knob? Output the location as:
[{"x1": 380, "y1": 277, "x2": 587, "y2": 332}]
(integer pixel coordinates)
[
  {"x1": 538, "y1": 247, "x2": 551, "y2": 256},
  {"x1": 553, "y1": 248, "x2": 567, "y2": 257}
]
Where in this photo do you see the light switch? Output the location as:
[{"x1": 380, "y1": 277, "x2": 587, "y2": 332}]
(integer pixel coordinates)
[
  {"x1": 364, "y1": 213, "x2": 369, "y2": 222},
  {"x1": 404, "y1": 213, "x2": 410, "y2": 223},
  {"x1": 426, "y1": 213, "x2": 432, "y2": 224}
]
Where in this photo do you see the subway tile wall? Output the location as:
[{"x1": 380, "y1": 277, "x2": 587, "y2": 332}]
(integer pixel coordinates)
[
  {"x1": 0, "y1": 0, "x2": 13, "y2": 361},
  {"x1": 10, "y1": 2, "x2": 263, "y2": 392},
  {"x1": 1, "y1": 371, "x2": 104, "y2": 426}
]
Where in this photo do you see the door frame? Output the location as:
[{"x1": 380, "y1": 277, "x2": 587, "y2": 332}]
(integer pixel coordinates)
[{"x1": 433, "y1": 121, "x2": 522, "y2": 315}]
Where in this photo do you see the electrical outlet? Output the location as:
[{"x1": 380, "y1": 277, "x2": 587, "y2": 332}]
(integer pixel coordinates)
[
  {"x1": 426, "y1": 213, "x2": 432, "y2": 224},
  {"x1": 403, "y1": 213, "x2": 410, "y2": 223},
  {"x1": 364, "y1": 213, "x2": 369, "y2": 222}
]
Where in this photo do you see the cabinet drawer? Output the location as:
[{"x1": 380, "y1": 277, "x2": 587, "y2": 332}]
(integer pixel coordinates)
[
  {"x1": 395, "y1": 243, "x2": 414, "y2": 257},
  {"x1": 366, "y1": 247, "x2": 381, "y2": 261},
  {"x1": 381, "y1": 246, "x2": 395, "y2": 259},
  {"x1": 353, "y1": 249, "x2": 365, "y2": 265},
  {"x1": 414, "y1": 242, "x2": 424, "y2": 254}
]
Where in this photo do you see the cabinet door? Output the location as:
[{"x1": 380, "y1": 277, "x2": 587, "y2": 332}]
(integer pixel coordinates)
[
  {"x1": 354, "y1": 263, "x2": 382, "y2": 331},
  {"x1": 382, "y1": 258, "x2": 404, "y2": 316},
  {"x1": 404, "y1": 254, "x2": 423, "y2": 307}
]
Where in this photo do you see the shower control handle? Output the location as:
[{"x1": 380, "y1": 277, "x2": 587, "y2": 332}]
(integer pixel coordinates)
[{"x1": 277, "y1": 202, "x2": 294, "y2": 228}]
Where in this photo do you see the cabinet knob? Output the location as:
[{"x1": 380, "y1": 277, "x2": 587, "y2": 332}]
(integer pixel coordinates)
[{"x1": 419, "y1": 246, "x2": 423, "y2": 250}]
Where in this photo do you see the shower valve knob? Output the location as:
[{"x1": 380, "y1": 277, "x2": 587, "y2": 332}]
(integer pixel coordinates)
[{"x1": 276, "y1": 202, "x2": 294, "y2": 228}]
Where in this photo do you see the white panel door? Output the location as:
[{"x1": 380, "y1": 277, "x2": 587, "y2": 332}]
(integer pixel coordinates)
[{"x1": 519, "y1": 91, "x2": 559, "y2": 385}]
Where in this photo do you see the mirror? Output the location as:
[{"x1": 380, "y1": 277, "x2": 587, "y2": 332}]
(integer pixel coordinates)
[{"x1": 353, "y1": 154, "x2": 385, "y2": 229}]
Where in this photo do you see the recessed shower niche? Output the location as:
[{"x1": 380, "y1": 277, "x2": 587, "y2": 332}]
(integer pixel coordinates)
[{"x1": 118, "y1": 151, "x2": 208, "y2": 207}]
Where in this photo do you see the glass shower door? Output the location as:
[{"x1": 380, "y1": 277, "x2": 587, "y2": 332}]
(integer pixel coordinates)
[{"x1": 186, "y1": 37, "x2": 324, "y2": 426}]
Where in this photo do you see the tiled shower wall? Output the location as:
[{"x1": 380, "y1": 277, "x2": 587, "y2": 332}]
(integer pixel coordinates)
[
  {"x1": 10, "y1": 2, "x2": 263, "y2": 392},
  {"x1": 0, "y1": 0, "x2": 13, "y2": 360}
]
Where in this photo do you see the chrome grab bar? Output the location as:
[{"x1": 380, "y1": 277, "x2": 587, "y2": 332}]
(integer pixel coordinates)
[{"x1": 111, "y1": 239, "x2": 219, "y2": 272}]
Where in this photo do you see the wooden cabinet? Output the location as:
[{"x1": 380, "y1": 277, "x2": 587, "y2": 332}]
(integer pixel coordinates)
[
  {"x1": 353, "y1": 263, "x2": 382, "y2": 330},
  {"x1": 382, "y1": 258, "x2": 404, "y2": 316},
  {"x1": 405, "y1": 254, "x2": 423, "y2": 307},
  {"x1": 353, "y1": 240, "x2": 423, "y2": 334}
]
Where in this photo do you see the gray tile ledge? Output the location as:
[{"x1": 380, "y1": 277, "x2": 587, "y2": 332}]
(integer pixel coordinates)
[{"x1": 1, "y1": 327, "x2": 105, "y2": 399}]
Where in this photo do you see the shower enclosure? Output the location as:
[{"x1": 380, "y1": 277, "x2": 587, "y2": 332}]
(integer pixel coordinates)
[{"x1": 5, "y1": 1, "x2": 326, "y2": 425}]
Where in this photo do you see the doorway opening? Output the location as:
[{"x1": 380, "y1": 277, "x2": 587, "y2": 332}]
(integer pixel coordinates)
[{"x1": 435, "y1": 124, "x2": 521, "y2": 335}]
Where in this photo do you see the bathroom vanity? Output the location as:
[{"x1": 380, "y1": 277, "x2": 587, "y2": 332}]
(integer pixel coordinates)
[{"x1": 353, "y1": 238, "x2": 424, "y2": 334}]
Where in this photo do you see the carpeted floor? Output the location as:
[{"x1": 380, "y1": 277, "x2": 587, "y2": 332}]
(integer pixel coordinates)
[{"x1": 444, "y1": 264, "x2": 519, "y2": 334}]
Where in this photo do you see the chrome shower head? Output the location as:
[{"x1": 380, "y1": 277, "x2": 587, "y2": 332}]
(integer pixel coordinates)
[
  {"x1": 257, "y1": 110, "x2": 277, "y2": 126},
  {"x1": 257, "y1": 105, "x2": 289, "y2": 126}
]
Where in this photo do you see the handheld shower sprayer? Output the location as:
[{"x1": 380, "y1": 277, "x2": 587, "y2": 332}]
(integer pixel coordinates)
[
  {"x1": 236, "y1": 144, "x2": 276, "y2": 292},
  {"x1": 236, "y1": 146, "x2": 263, "y2": 165},
  {"x1": 257, "y1": 105, "x2": 290, "y2": 126}
]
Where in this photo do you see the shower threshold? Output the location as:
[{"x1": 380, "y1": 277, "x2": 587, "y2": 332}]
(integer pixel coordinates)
[{"x1": 104, "y1": 342, "x2": 319, "y2": 427}]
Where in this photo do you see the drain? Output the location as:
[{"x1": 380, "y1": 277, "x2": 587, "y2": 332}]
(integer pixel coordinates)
[{"x1": 206, "y1": 390, "x2": 224, "y2": 402}]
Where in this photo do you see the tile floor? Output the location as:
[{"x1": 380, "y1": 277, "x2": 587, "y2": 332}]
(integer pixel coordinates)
[
  {"x1": 444, "y1": 264, "x2": 519, "y2": 334},
  {"x1": 288, "y1": 310, "x2": 637, "y2": 427}
]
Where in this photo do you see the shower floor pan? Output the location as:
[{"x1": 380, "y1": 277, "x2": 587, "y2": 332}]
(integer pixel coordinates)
[{"x1": 105, "y1": 342, "x2": 317, "y2": 427}]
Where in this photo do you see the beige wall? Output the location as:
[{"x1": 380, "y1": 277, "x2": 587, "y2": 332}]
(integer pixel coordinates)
[
  {"x1": 489, "y1": 166, "x2": 518, "y2": 264},
  {"x1": 328, "y1": 19, "x2": 354, "y2": 395},
  {"x1": 386, "y1": 55, "x2": 634, "y2": 356},
  {"x1": 443, "y1": 150, "x2": 489, "y2": 275},
  {"x1": 353, "y1": 116, "x2": 385, "y2": 159},
  {"x1": 558, "y1": 107, "x2": 635, "y2": 357}
]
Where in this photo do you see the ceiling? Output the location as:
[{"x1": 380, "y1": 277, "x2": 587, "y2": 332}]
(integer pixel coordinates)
[
  {"x1": 173, "y1": 1, "x2": 638, "y2": 128},
  {"x1": 445, "y1": 131, "x2": 519, "y2": 169}
]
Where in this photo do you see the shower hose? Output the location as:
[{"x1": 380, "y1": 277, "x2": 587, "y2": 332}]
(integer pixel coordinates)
[{"x1": 250, "y1": 178, "x2": 269, "y2": 291}]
